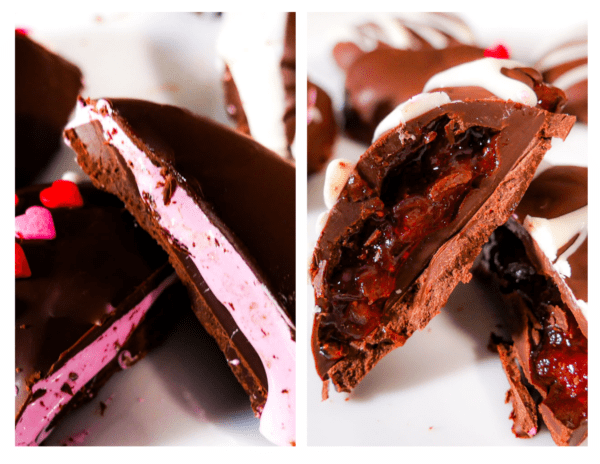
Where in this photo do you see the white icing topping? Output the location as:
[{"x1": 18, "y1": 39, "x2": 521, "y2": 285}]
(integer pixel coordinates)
[
  {"x1": 537, "y1": 41, "x2": 587, "y2": 72},
  {"x1": 524, "y1": 205, "x2": 588, "y2": 279},
  {"x1": 423, "y1": 58, "x2": 538, "y2": 107},
  {"x1": 324, "y1": 159, "x2": 354, "y2": 209},
  {"x1": 553, "y1": 64, "x2": 588, "y2": 91},
  {"x1": 372, "y1": 92, "x2": 451, "y2": 143},
  {"x1": 217, "y1": 12, "x2": 290, "y2": 158}
]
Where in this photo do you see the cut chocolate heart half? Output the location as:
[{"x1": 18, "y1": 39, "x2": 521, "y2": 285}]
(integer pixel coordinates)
[
  {"x1": 481, "y1": 166, "x2": 588, "y2": 446},
  {"x1": 15, "y1": 183, "x2": 184, "y2": 446},
  {"x1": 64, "y1": 98, "x2": 296, "y2": 446},
  {"x1": 311, "y1": 59, "x2": 575, "y2": 395}
]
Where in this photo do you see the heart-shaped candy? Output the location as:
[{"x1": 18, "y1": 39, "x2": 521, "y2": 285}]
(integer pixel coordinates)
[
  {"x1": 484, "y1": 44, "x2": 510, "y2": 59},
  {"x1": 15, "y1": 206, "x2": 56, "y2": 240},
  {"x1": 40, "y1": 180, "x2": 84, "y2": 209},
  {"x1": 15, "y1": 243, "x2": 31, "y2": 278}
]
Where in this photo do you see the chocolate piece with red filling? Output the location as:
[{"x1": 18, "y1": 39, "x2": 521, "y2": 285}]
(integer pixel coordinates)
[
  {"x1": 481, "y1": 166, "x2": 587, "y2": 446},
  {"x1": 308, "y1": 80, "x2": 337, "y2": 175},
  {"x1": 15, "y1": 30, "x2": 83, "y2": 187},
  {"x1": 310, "y1": 63, "x2": 574, "y2": 395},
  {"x1": 16, "y1": 182, "x2": 184, "y2": 446},
  {"x1": 64, "y1": 98, "x2": 295, "y2": 445}
]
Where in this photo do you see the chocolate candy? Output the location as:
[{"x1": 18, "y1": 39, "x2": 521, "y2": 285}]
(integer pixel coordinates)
[
  {"x1": 331, "y1": 14, "x2": 483, "y2": 144},
  {"x1": 64, "y1": 98, "x2": 296, "y2": 446},
  {"x1": 310, "y1": 59, "x2": 575, "y2": 395},
  {"x1": 308, "y1": 80, "x2": 337, "y2": 175},
  {"x1": 16, "y1": 183, "x2": 184, "y2": 446},
  {"x1": 218, "y1": 12, "x2": 296, "y2": 160},
  {"x1": 15, "y1": 31, "x2": 83, "y2": 187},
  {"x1": 536, "y1": 38, "x2": 588, "y2": 123},
  {"x1": 482, "y1": 166, "x2": 587, "y2": 446}
]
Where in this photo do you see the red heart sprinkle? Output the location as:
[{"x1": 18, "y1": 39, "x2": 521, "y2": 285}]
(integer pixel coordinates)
[
  {"x1": 15, "y1": 194, "x2": 19, "y2": 206},
  {"x1": 484, "y1": 44, "x2": 510, "y2": 59},
  {"x1": 15, "y1": 243, "x2": 31, "y2": 279},
  {"x1": 15, "y1": 28, "x2": 30, "y2": 36},
  {"x1": 40, "y1": 180, "x2": 84, "y2": 209}
]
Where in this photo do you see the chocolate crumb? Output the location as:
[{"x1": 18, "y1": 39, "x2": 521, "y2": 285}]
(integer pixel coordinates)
[
  {"x1": 163, "y1": 174, "x2": 177, "y2": 206},
  {"x1": 98, "y1": 401, "x2": 107, "y2": 416},
  {"x1": 61, "y1": 383, "x2": 74, "y2": 396}
]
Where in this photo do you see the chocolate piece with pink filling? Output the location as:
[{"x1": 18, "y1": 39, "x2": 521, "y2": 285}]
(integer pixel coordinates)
[
  {"x1": 308, "y1": 80, "x2": 337, "y2": 175},
  {"x1": 64, "y1": 98, "x2": 296, "y2": 446},
  {"x1": 310, "y1": 60, "x2": 575, "y2": 395},
  {"x1": 15, "y1": 30, "x2": 83, "y2": 187},
  {"x1": 15, "y1": 182, "x2": 184, "y2": 446},
  {"x1": 481, "y1": 166, "x2": 587, "y2": 446}
]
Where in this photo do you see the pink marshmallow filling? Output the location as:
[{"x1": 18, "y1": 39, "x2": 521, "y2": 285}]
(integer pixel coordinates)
[
  {"x1": 66, "y1": 100, "x2": 296, "y2": 446},
  {"x1": 15, "y1": 274, "x2": 176, "y2": 446}
]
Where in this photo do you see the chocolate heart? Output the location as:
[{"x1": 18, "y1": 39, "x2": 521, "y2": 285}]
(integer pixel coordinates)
[
  {"x1": 40, "y1": 180, "x2": 84, "y2": 209},
  {"x1": 15, "y1": 206, "x2": 56, "y2": 240}
]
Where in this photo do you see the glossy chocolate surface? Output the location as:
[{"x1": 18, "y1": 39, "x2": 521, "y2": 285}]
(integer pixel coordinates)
[
  {"x1": 308, "y1": 80, "x2": 337, "y2": 174},
  {"x1": 311, "y1": 74, "x2": 574, "y2": 391},
  {"x1": 537, "y1": 39, "x2": 587, "y2": 123},
  {"x1": 281, "y1": 12, "x2": 296, "y2": 150},
  {"x1": 104, "y1": 99, "x2": 296, "y2": 318},
  {"x1": 342, "y1": 45, "x2": 484, "y2": 143},
  {"x1": 15, "y1": 31, "x2": 83, "y2": 187},
  {"x1": 483, "y1": 218, "x2": 587, "y2": 445},
  {"x1": 515, "y1": 166, "x2": 587, "y2": 303},
  {"x1": 66, "y1": 99, "x2": 295, "y2": 414},
  {"x1": 16, "y1": 184, "x2": 170, "y2": 419}
]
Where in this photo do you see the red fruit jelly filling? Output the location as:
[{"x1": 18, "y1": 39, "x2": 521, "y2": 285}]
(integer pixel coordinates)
[
  {"x1": 534, "y1": 315, "x2": 587, "y2": 428},
  {"x1": 318, "y1": 119, "x2": 500, "y2": 358},
  {"x1": 488, "y1": 225, "x2": 587, "y2": 429}
]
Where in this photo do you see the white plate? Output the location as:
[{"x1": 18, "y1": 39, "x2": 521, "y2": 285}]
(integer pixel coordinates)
[
  {"x1": 16, "y1": 12, "x2": 270, "y2": 446},
  {"x1": 307, "y1": 12, "x2": 588, "y2": 446}
]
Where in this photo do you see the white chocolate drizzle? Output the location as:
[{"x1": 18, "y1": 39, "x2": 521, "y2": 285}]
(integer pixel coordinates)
[
  {"x1": 372, "y1": 92, "x2": 451, "y2": 143},
  {"x1": 553, "y1": 64, "x2": 588, "y2": 92},
  {"x1": 315, "y1": 211, "x2": 329, "y2": 236},
  {"x1": 524, "y1": 205, "x2": 588, "y2": 279},
  {"x1": 423, "y1": 58, "x2": 538, "y2": 107},
  {"x1": 537, "y1": 40, "x2": 587, "y2": 72},
  {"x1": 217, "y1": 12, "x2": 290, "y2": 158},
  {"x1": 323, "y1": 159, "x2": 355, "y2": 209},
  {"x1": 330, "y1": 12, "x2": 474, "y2": 53}
]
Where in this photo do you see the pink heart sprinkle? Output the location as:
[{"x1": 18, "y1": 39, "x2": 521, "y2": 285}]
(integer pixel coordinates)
[{"x1": 15, "y1": 206, "x2": 56, "y2": 240}]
